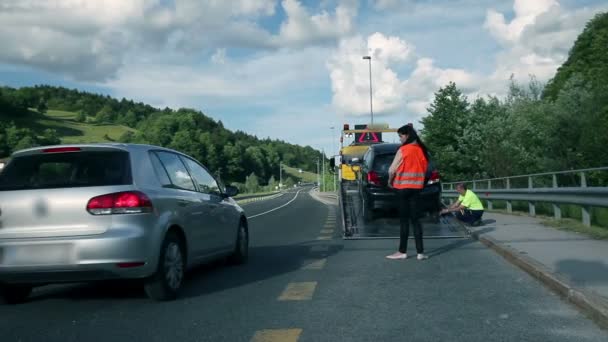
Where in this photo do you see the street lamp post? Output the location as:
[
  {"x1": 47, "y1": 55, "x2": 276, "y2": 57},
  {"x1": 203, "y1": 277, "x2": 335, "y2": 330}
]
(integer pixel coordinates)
[
  {"x1": 316, "y1": 157, "x2": 320, "y2": 188},
  {"x1": 362, "y1": 56, "x2": 374, "y2": 126},
  {"x1": 322, "y1": 149, "x2": 325, "y2": 192}
]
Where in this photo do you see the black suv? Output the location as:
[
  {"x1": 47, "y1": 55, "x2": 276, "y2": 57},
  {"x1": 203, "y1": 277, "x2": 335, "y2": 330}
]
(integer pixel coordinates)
[{"x1": 358, "y1": 143, "x2": 441, "y2": 222}]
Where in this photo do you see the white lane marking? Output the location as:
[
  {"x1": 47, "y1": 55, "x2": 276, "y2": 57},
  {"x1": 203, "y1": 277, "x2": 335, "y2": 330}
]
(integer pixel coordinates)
[{"x1": 247, "y1": 189, "x2": 303, "y2": 219}]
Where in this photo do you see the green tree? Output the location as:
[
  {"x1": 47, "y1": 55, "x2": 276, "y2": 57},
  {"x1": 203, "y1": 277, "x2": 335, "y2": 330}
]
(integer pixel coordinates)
[
  {"x1": 37, "y1": 99, "x2": 48, "y2": 115},
  {"x1": 122, "y1": 110, "x2": 138, "y2": 127},
  {"x1": 41, "y1": 128, "x2": 61, "y2": 146},
  {"x1": 267, "y1": 175, "x2": 278, "y2": 191},
  {"x1": 14, "y1": 136, "x2": 36, "y2": 151},
  {"x1": 245, "y1": 172, "x2": 260, "y2": 193},
  {"x1": 75, "y1": 110, "x2": 87, "y2": 122},
  {"x1": 421, "y1": 82, "x2": 471, "y2": 181},
  {"x1": 543, "y1": 12, "x2": 608, "y2": 101},
  {"x1": 95, "y1": 105, "x2": 113, "y2": 123}
]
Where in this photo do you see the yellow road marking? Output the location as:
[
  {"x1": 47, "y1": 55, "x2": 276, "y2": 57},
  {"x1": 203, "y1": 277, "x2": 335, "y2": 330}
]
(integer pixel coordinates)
[
  {"x1": 320, "y1": 229, "x2": 333, "y2": 234},
  {"x1": 278, "y1": 282, "x2": 317, "y2": 301},
  {"x1": 251, "y1": 329, "x2": 302, "y2": 342},
  {"x1": 302, "y1": 259, "x2": 326, "y2": 270},
  {"x1": 317, "y1": 235, "x2": 331, "y2": 240}
]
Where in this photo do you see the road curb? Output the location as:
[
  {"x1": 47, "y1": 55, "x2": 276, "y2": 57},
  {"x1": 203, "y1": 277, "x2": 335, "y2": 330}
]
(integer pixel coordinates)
[{"x1": 457, "y1": 219, "x2": 608, "y2": 330}]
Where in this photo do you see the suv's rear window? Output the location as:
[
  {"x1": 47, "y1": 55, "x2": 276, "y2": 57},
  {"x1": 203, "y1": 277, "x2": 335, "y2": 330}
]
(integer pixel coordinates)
[
  {"x1": 373, "y1": 154, "x2": 396, "y2": 173},
  {"x1": 0, "y1": 151, "x2": 131, "y2": 191}
]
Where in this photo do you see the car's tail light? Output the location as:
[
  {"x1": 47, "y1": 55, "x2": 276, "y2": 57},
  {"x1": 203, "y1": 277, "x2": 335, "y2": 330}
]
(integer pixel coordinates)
[
  {"x1": 427, "y1": 170, "x2": 440, "y2": 185},
  {"x1": 43, "y1": 147, "x2": 81, "y2": 153},
  {"x1": 367, "y1": 171, "x2": 382, "y2": 186},
  {"x1": 87, "y1": 191, "x2": 153, "y2": 215}
]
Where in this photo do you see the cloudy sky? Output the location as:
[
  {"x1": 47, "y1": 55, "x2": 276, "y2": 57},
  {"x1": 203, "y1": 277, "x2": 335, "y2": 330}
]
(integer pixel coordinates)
[{"x1": 1, "y1": 0, "x2": 607, "y2": 156}]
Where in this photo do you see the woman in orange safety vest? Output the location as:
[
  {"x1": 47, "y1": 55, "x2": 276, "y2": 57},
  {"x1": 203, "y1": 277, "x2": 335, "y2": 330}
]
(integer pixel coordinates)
[{"x1": 386, "y1": 124, "x2": 429, "y2": 260}]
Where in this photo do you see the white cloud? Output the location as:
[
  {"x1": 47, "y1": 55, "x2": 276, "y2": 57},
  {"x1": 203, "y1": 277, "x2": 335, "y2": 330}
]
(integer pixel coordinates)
[
  {"x1": 327, "y1": 32, "x2": 475, "y2": 121},
  {"x1": 106, "y1": 47, "x2": 330, "y2": 109},
  {"x1": 484, "y1": 0, "x2": 607, "y2": 85},
  {"x1": 372, "y1": 0, "x2": 402, "y2": 10},
  {"x1": 327, "y1": 33, "x2": 415, "y2": 117},
  {"x1": 0, "y1": 0, "x2": 362, "y2": 80},
  {"x1": 211, "y1": 48, "x2": 227, "y2": 65},
  {"x1": 485, "y1": 0, "x2": 559, "y2": 44},
  {"x1": 278, "y1": 0, "x2": 358, "y2": 46}
]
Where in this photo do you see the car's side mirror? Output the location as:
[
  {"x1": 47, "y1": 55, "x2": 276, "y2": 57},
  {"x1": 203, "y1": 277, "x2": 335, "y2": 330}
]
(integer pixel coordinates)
[{"x1": 223, "y1": 185, "x2": 239, "y2": 198}]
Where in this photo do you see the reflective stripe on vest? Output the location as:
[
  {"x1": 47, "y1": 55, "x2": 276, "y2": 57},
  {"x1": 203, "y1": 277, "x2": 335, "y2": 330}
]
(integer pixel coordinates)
[
  {"x1": 394, "y1": 180, "x2": 425, "y2": 185},
  {"x1": 393, "y1": 144, "x2": 427, "y2": 190},
  {"x1": 397, "y1": 172, "x2": 426, "y2": 178}
]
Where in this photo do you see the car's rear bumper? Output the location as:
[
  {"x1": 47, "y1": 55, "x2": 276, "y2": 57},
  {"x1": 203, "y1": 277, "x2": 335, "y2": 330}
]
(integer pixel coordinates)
[
  {"x1": 0, "y1": 226, "x2": 158, "y2": 285},
  {"x1": 366, "y1": 186, "x2": 441, "y2": 212}
]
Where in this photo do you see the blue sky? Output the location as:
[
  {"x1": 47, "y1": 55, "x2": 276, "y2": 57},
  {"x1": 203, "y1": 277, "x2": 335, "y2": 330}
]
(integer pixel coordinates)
[{"x1": 1, "y1": 0, "x2": 607, "y2": 158}]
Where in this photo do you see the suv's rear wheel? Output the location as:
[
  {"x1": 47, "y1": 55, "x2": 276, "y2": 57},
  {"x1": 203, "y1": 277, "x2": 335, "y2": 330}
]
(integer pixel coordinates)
[
  {"x1": 144, "y1": 232, "x2": 185, "y2": 301},
  {"x1": 0, "y1": 284, "x2": 32, "y2": 304}
]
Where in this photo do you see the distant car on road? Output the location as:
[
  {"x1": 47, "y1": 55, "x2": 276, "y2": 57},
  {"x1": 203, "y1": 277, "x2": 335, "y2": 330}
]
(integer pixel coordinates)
[
  {"x1": 357, "y1": 143, "x2": 442, "y2": 222},
  {"x1": 0, "y1": 144, "x2": 248, "y2": 303}
]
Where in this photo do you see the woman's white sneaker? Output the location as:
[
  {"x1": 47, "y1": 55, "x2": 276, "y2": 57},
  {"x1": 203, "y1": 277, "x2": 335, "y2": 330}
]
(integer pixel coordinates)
[{"x1": 386, "y1": 252, "x2": 408, "y2": 260}]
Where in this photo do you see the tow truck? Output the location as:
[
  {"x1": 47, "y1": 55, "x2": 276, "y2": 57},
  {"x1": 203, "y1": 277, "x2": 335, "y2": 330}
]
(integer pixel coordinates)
[
  {"x1": 330, "y1": 123, "x2": 398, "y2": 237},
  {"x1": 329, "y1": 123, "x2": 460, "y2": 239}
]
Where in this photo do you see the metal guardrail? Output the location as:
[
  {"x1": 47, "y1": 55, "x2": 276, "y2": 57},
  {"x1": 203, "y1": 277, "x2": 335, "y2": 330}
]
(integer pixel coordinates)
[
  {"x1": 234, "y1": 192, "x2": 281, "y2": 201},
  {"x1": 442, "y1": 167, "x2": 608, "y2": 226}
]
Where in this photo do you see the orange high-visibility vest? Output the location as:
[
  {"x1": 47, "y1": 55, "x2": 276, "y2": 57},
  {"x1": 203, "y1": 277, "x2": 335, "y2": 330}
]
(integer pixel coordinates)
[{"x1": 393, "y1": 144, "x2": 428, "y2": 189}]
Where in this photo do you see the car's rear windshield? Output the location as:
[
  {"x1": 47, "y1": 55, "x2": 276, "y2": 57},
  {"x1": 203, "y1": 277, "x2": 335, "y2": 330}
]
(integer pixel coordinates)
[
  {"x1": 0, "y1": 151, "x2": 131, "y2": 191},
  {"x1": 373, "y1": 154, "x2": 395, "y2": 173}
]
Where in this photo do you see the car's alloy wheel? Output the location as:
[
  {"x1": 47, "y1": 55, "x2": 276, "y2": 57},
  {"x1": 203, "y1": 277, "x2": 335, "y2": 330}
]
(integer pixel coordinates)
[
  {"x1": 144, "y1": 232, "x2": 185, "y2": 301},
  {"x1": 229, "y1": 222, "x2": 248, "y2": 265}
]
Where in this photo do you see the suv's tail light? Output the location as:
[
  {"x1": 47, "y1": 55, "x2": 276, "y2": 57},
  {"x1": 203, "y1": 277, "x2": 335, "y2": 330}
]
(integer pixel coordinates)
[
  {"x1": 87, "y1": 191, "x2": 153, "y2": 215},
  {"x1": 367, "y1": 171, "x2": 382, "y2": 186},
  {"x1": 427, "y1": 170, "x2": 440, "y2": 185},
  {"x1": 43, "y1": 147, "x2": 81, "y2": 153}
]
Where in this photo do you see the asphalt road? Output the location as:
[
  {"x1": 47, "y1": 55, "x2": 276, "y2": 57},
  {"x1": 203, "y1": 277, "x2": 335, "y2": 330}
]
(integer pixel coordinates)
[{"x1": 1, "y1": 187, "x2": 606, "y2": 341}]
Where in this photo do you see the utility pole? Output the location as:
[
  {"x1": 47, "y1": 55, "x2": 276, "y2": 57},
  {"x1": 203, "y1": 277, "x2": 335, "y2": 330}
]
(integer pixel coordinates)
[
  {"x1": 316, "y1": 157, "x2": 320, "y2": 189},
  {"x1": 362, "y1": 56, "x2": 374, "y2": 126},
  {"x1": 322, "y1": 150, "x2": 325, "y2": 192},
  {"x1": 333, "y1": 162, "x2": 336, "y2": 192}
]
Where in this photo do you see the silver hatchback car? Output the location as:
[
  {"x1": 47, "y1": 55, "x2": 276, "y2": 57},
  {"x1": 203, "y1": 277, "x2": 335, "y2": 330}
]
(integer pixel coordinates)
[{"x1": 0, "y1": 144, "x2": 248, "y2": 302}]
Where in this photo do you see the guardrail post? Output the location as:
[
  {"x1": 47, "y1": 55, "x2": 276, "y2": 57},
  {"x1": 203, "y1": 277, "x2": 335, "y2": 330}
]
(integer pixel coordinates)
[
  {"x1": 473, "y1": 181, "x2": 477, "y2": 190},
  {"x1": 506, "y1": 178, "x2": 512, "y2": 213},
  {"x1": 579, "y1": 172, "x2": 590, "y2": 226},
  {"x1": 528, "y1": 176, "x2": 535, "y2": 216},
  {"x1": 582, "y1": 207, "x2": 591, "y2": 227},
  {"x1": 486, "y1": 180, "x2": 492, "y2": 210},
  {"x1": 552, "y1": 174, "x2": 561, "y2": 220},
  {"x1": 529, "y1": 202, "x2": 536, "y2": 216},
  {"x1": 580, "y1": 172, "x2": 587, "y2": 188}
]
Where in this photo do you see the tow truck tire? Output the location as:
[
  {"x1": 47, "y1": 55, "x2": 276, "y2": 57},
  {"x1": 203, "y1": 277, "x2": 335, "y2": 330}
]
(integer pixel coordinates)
[
  {"x1": 362, "y1": 197, "x2": 374, "y2": 223},
  {"x1": 0, "y1": 284, "x2": 32, "y2": 304}
]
